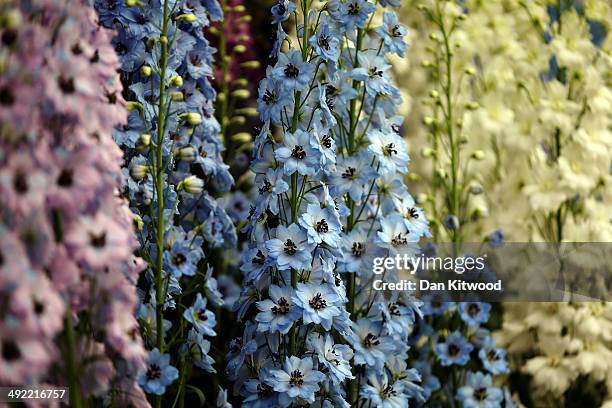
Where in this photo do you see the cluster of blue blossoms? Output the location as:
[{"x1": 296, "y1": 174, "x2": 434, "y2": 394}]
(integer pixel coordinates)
[
  {"x1": 411, "y1": 295, "x2": 515, "y2": 407},
  {"x1": 231, "y1": 0, "x2": 434, "y2": 406},
  {"x1": 95, "y1": 0, "x2": 234, "y2": 399}
]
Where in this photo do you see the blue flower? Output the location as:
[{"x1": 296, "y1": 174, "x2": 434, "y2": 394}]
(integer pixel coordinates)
[
  {"x1": 274, "y1": 129, "x2": 321, "y2": 176},
  {"x1": 266, "y1": 356, "x2": 326, "y2": 405},
  {"x1": 309, "y1": 333, "x2": 354, "y2": 383},
  {"x1": 257, "y1": 76, "x2": 292, "y2": 124},
  {"x1": 456, "y1": 372, "x2": 504, "y2": 408},
  {"x1": 377, "y1": 215, "x2": 420, "y2": 256},
  {"x1": 479, "y1": 338, "x2": 509, "y2": 375},
  {"x1": 487, "y1": 229, "x2": 505, "y2": 247},
  {"x1": 329, "y1": 153, "x2": 376, "y2": 201},
  {"x1": 255, "y1": 285, "x2": 301, "y2": 334},
  {"x1": 271, "y1": 0, "x2": 296, "y2": 24},
  {"x1": 435, "y1": 331, "x2": 474, "y2": 366},
  {"x1": 181, "y1": 329, "x2": 216, "y2": 373},
  {"x1": 242, "y1": 369, "x2": 279, "y2": 408},
  {"x1": 368, "y1": 129, "x2": 409, "y2": 174},
  {"x1": 459, "y1": 302, "x2": 492, "y2": 326},
  {"x1": 361, "y1": 372, "x2": 408, "y2": 408},
  {"x1": 265, "y1": 223, "x2": 314, "y2": 270},
  {"x1": 138, "y1": 348, "x2": 179, "y2": 395},
  {"x1": 377, "y1": 12, "x2": 408, "y2": 57},
  {"x1": 309, "y1": 22, "x2": 340, "y2": 63},
  {"x1": 351, "y1": 52, "x2": 392, "y2": 96},
  {"x1": 271, "y1": 50, "x2": 315, "y2": 92},
  {"x1": 332, "y1": 0, "x2": 376, "y2": 30},
  {"x1": 350, "y1": 318, "x2": 397, "y2": 370},
  {"x1": 293, "y1": 283, "x2": 343, "y2": 331},
  {"x1": 183, "y1": 293, "x2": 217, "y2": 336},
  {"x1": 299, "y1": 203, "x2": 343, "y2": 247},
  {"x1": 164, "y1": 240, "x2": 203, "y2": 278}
]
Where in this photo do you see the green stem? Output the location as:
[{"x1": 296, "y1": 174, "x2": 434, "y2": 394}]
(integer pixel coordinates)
[{"x1": 63, "y1": 310, "x2": 82, "y2": 408}]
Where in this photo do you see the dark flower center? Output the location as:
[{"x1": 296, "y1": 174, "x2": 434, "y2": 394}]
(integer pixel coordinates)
[
  {"x1": 291, "y1": 145, "x2": 306, "y2": 160},
  {"x1": 114, "y1": 42, "x2": 127, "y2": 55},
  {"x1": 283, "y1": 239, "x2": 297, "y2": 255},
  {"x1": 57, "y1": 169, "x2": 74, "y2": 188},
  {"x1": 351, "y1": 242, "x2": 365, "y2": 257},
  {"x1": 468, "y1": 303, "x2": 480, "y2": 317},
  {"x1": 172, "y1": 253, "x2": 187, "y2": 266},
  {"x1": 363, "y1": 333, "x2": 380, "y2": 348},
  {"x1": 271, "y1": 297, "x2": 290, "y2": 315},
  {"x1": 408, "y1": 207, "x2": 419, "y2": 219},
  {"x1": 315, "y1": 219, "x2": 329, "y2": 233},
  {"x1": 342, "y1": 167, "x2": 356, "y2": 179},
  {"x1": 58, "y1": 76, "x2": 76, "y2": 94},
  {"x1": 89, "y1": 232, "x2": 107, "y2": 248},
  {"x1": 322, "y1": 134, "x2": 333, "y2": 149},
  {"x1": 382, "y1": 384, "x2": 397, "y2": 398},
  {"x1": 384, "y1": 143, "x2": 398, "y2": 156},
  {"x1": 284, "y1": 63, "x2": 300, "y2": 78},
  {"x1": 13, "y1": 171, "x2": 28, "y2": 194},
  {"x1": 348, "y1": 3, "x2": 360, "y2": 15},
  {"x1": 33, "y1": 300, "x2": 45, "y2": 315},
  {"x1": 474, "y1": 387, "x2": 488, "y2": 401},
  {"x1": 253, "y1": 250, "x2": 266, "y2": 265},
  {"x1": 259, "y1": 179, "x2": 272, "y2": 194},
  {"x1": 447, "y1": 343, "x2": 460, "y2": 356},
  {"x1": 368, "y1": 66, "x2": 384, "y2": 78},
  {"x1": 391, "y1": 25, "x2": 403, "y2": 37},
  {"x1": 2, "y1": 340, "x2": 20, "y2": 362},
  {"x1": 146, "y1": 364, "x2": 161, "y2": 380},
  {"x1": 391, "y1": 233, "x2": 407, "y2": 246},
  {"x1": 0, "y1": 86, "x2": 15, "y2": 106},
  {"x1": 257, "y1": 382, "x2": 274, "y2": 398},
  {"x1": 308, "y1": 293, "x2": 327, "y2": 310},
  {"x1": 319, "y1": 34, "x2": 330, "y2": 50},
  {"x1": 263, "y1": 89, "x2": 278, "y2": 104},
  {"x1": 289, "y1": 369, "x2": 304, "y2": 386},
  {"x1": 487, "y1": 349, "x2": 500, "y2": 361},
  {"x1": 197, "y1": 309, "x2": 208, "y2": 321},
  {"x1": 389, "y1": 303, "x2": 400, "y2": 316}
]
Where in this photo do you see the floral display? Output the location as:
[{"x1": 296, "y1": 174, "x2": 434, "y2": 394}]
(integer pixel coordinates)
[
  {"x1": 230, "y1": 0, "x2": 433, "y2": 405},
  {"x1": 1, "y1": 0, "x2": 610, "y2": 406},
  {"x1": 393, "y1": 0, "x2": 612, "y2": 407},
  {"x1": 94, "y1": 0, "x2": 236, "y2": 405},
  {"x1": 0, "y1": 0, "x2": 146, "y2": 404}
]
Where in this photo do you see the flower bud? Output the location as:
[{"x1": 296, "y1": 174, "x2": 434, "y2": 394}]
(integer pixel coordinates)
[
  {"x1": 217, "y1": 92, "x2": 226, "y2": 103},
  {"x1": 423, "y1": 116, "x2": 435, "y2": 126},
  {"x1": 159, "y1": 36, "x2": 168, "y2": 45},
  {"x1": 140, "y1": 65, "x2": 152, "y2": 77},
  {"x1": 408, "y1": 173, "x2": 420, "y2": 182},
  {"x1": 466, "y1": 101, "x2": 479, "y2": 110},
  {"x1": 235, "y1": 107, "x2": 258, "y2": 117},
  {"x1": 126, "y1": 0, "x2": 143, "y2": 6},
  {"x1": 176, "y1": 14, "x2": 198, "y2": 23},
  {"x1": 444, "y1": 215, "x2": 459, "y2": 230},
  {"x1": 169, "y1": 75, "x2": 183, "y2": 87},
  {"x1": 240, "y1": 61, "x2": 261, "y2": 69},
  {"x1": 232, "y1": 5, "x2": 246, "y2": 12},
  {"x1": 126, "y1": 101, "x2": 142, "y2": 112},
  {"x1": 420, "y1": 147, "x2": 435, "y2": 158},
  {"x1": 436, "y1": 168, "x2": 447, "y2": 179},
  {"x1": 421, "y1": 60, "x2": 432, "y2": 68},
  {"x1": 184, "y1": 112, "x2": 202, "y2": 126},
  {"x1": 231, "y1": 89, "x2": 250, "y2": 100},
  {"x1": 239, "y1": 15, "x2": 252, "y2": 23},
  {"x1": 417, "y1": 193, "x2": 429, "y2": 204},
  {"x1": 208, "y1": 26, "x2": 220, "y2": 35},
  {"x1": 178, "y1": 146, "x2": 197, "y2": 162},
  {"x1": 469, "y1": 182, "x2": 484, "y2": 195},
  {"x1": 136, "y1": 133, "x2": 151, "y2": 151},
  {"x1": 233, "y1": 78, "x2": 249, "y2": 87},
  {"x1": 230, "y1": 116, "x2": 246, "y2": 125},
  {"x1": 182, "y1": 175, "x2": 204, "y2": 194},
  {"x1": 130, "y1": 164, "x2": 149, "y2": 181},
  {"x1": 133, "y1": 214, "x2": 144, "y2": 231},
  {"x1": 471, "y1": 150, "x2": 485, "y2": 160},
  {"x1": 429, "y1": 90, "x2": 439, "y2": 99},
  {"x1": 170, "y1": 91, "x2": 184, "y2": 101},
  {"x1": 465, "y1": 67, "x2": 476, "y2": 76},
  {"x1": 231, "y1": 132, "x2": 252, "y2": 143},
  {"x1": 233, "y1": 45, "x2": 247, "y2": 54}
]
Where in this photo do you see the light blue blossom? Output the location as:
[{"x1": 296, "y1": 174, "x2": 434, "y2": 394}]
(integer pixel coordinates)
[
  {"x1": 479, "y1": 338, "x2": 509, "y2": 375},
  {"x1": 456, "y1": 371, "x2": 504, "y2": 408},
  {"x1": 377, "y1": 12, "x2": 408, "y2": 57},
  {"x1": 435, "y1": 331, "x2": 474, "y2": 366},
  {"x1": 299, "y1": 203, "x2": 343, "y2": 247},
  {"x1": 183, "y1": 293, "x2": 217, "y2": 336},
  {"x1": 266, "y1": 356, "x2": 325, "y2": 406},
  {"x1": 459, "y1": 302, "x2": 492, "y2": 326},
  {"x1": 255, "y1": 285, "x2": 301, "y2": 334},
  {"x1": 181, "y1": 329, "x2": 216, "y2": 373},
  {"x1": 274, "y1": 129, "x2": 321, "y2": 176},
  {"x1": 293, "y1": 283, "x2": 343, "y2": 331},
  {"x1": 272, "y1": 50, "x2": 315, "y2": 92},
  {"x1": 368, "y1": 129, "x2": 409, "y2": 174},
  {"x1": 266, "y1": 224, "x2": 313, "y2": 270},
  {"x1": 138, "y1": 348, "x2": 179, "y2": 395}
]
